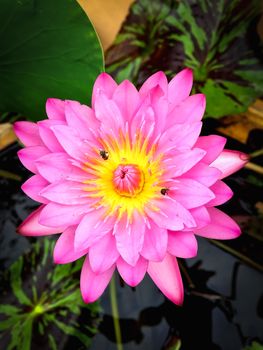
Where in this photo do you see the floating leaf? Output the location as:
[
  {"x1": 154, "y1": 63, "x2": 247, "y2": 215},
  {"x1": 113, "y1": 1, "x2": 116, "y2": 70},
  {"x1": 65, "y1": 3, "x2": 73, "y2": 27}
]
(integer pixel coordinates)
[
  {"x1": 0, "y1": 0, "x2": 104, "y2": 120},
  {"x1": 0, "y1": 238, "x2": 100, "y2": 349},
  {"x1": 106, "y1": 0, "x2": 263, "y2": 118}
]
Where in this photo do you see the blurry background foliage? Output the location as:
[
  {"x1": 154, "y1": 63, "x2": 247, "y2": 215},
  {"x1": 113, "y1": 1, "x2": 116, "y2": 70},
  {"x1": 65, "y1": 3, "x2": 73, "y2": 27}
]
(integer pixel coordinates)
[
  {"x1": 244, "y1": 342, "x2": 263, "y2": 350},
  {"x1": 0, "y1": 239, "x2": 100, "y2": 350},
  {"x1": 0, "y1": 0, "x2": 104, "y2": 121},
  {"x1": 106, "y1": 0, "x2": 263, "y2": 118}
]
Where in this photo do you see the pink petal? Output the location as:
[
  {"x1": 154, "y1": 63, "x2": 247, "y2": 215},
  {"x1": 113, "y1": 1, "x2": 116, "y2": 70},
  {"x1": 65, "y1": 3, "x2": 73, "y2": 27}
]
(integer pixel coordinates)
[
  {"x1": 92, "y1": 72, "x2": 118, "y2": 108},
  {"x1": 89, "y1": 232, "x2": 119, "y2": 273},
  {"x1": 94, "y1": 92, "x2": 124, "y2": 135},
  {"x1": 17, "y1": 146, "x2": 50, "y2": 173},
  {"x1": 210, "y1": 150, "x2": 249, "y2": 179},
  {"x1": 46, "y1": 98, "x2": 65, "y2": 120},
  {"x1": 194, "y1": 135, "x2": 226, "y2": 164},
  {"x1": 38, "y1": 120, "x2": 65, "y2": 152},
  {"x1": 148, "y1": 253, "x2": 184, "y2": 305},
  {"x1": 141, "y1": 221, "x2": 168, "y2": 261},
  {"x1": 168, "y1": 68, "x2": 193, "y2": 106},
  {"x1": 139, "y1": 71, "x2": 168, "y2": 97},
  {"x1": 53, "y1": 226, "x2": 88, "y2": 264},
  {"x1": 65, "y1": 100, "x2": 99, "y2": 141},
  {"x1": 170, "y1": 178, "x2": 215, "y2": 209},
  {"x1": 74, "y1": 208, "x2": 114, "y2": 250},
  {"x1": 167, "y1": 94, "x2": 206, "y2": 125},
  {"x1": 22, "y1": 175, "x2": 49, "y2": 203},
  {"x1": 183, "y1": 162, "x2": 221, "y2": 186},
  {"x1": 51, "y1": 125, "x2": 91, "y2": 161},
  {"x1": 81, "y1": 256, "x2": 115, "y2": 303},
  {"x1": 151, "y1": 93, "x2": 168, "y2": 135},
  {"x1": 167, "y1": 231, "x2": 197, "y2": 258},
  {"x1": 164, "y1": 148, "x2": 206, "y2": 178},
  {"x1": 130, "y1": 99, "x2": 155, "y2": 141},
  {"x1": 40, "y1": 180, "x2": 90, "y2": 205},
  {"x1": 207, "y1": 180, "x2": 233, "y2": 207},
  {"x1": 158, "y1": 122, "x2": 202, "y2": 152},
  {"x1": 17, "y1": 206, "x2": 64, "y2": 236},
  {"x1": 114, "y1": 212, "x2": 145, "y2": 266},
  {"x1": 117, "y1": 256, "x2": 148, "y2": 287},
  {"x1": 146, "y1": 196, "x2": 196, "y2": 230},
  {"x1": 39, "y1": 203, "x2": 90, "y2": 227},
  {"x1": 112, "y1": 80, "x2": 141, "y2": 122},
  {"x1": 194, "y1": 207, "x2": 241, "y2": 239},
  {"x1": 36, "y1": 152, "x2": 87, "y2": 183},
  {"x1": 13, "y1": 121, "x2": 43, "y2": 147},
  {"x1": 189, "y1": 206, "x2": 211, "y2": 229}
]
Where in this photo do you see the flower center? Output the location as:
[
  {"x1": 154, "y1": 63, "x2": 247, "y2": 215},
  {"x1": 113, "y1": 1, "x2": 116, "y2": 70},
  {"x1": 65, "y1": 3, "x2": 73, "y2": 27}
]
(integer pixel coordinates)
[
  {"x1": 83, "y1": 130, "x2": 164, "y2": 219},
  {"x1": 113, "y1": 164, "x2": 144, "y2": 197}
]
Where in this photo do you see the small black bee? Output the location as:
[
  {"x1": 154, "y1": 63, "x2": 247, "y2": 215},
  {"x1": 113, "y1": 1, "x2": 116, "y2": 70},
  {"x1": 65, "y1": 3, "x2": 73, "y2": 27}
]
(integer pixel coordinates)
[
  {"x1": 160, "y1": 188, "x2": 169, "y2": 195},
  {"x1": 99, "y1": 150, "x2": 109, "y2": 160}
]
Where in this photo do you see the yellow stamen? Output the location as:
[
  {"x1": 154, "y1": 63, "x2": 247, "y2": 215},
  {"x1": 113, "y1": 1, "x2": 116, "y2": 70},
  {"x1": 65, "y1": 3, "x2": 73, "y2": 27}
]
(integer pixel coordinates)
[{"x1": 83, "y1": 129, "x2": 163, "y2": 219}]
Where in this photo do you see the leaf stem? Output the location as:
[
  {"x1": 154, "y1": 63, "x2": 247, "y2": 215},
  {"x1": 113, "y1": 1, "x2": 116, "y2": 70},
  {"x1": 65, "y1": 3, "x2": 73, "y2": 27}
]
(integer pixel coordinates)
[
  {"x1": 109, "y1": 274, "x2": 123, "y2": 350},
  {"x1": 209, "y1": 240, "x2": 263, "y2": 272},
  {"x1": 249, "y1": 148, "x2": 263, "y2": 159},
  {"x1": 245, "y1": 162, "x2": 263, "y2": 175},
  {"x1": 0, "y1": 169, "x2": 22, "y2": 181}
]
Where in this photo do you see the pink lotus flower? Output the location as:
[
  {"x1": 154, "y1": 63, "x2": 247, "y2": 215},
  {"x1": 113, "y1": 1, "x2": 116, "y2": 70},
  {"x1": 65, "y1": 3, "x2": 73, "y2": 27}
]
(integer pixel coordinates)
[{"x1": 14, "y1": 69, "x2": 248, "y2": 304}]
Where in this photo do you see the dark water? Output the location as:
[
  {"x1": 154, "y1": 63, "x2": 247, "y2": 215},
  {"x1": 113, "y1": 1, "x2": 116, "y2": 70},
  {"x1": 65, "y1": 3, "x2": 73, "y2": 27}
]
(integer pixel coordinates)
[{"x1": 0, "y1": 142, "x2": 262, "y2": 350}]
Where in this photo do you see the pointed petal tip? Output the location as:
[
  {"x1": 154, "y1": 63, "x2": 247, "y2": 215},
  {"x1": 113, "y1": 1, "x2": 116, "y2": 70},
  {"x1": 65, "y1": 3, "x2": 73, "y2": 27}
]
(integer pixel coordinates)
[
  {"x1": 117, "y1": 256, "x2": 148, "y2": 287},
  {"x1": 92, "y1": 72, "x2": 117, "y2": 98},
  {"x1": 53, "y1": 252, "x2": 65, "y2": 265},
  {"x1": 171, "y1": 291, "x2": 184, "y2": 306},
  {"x1": 45, "y1": 98, "x2": 66, "y2": 121},
  {"x1": 81, "y1": 292, "x2": 98, "y2": 304},
  {"x1": 13, "y1": 121, "x2": 23, "y2": 137},
  {"x1": 163, "y1": 282, "x2": 184, "y2": 306},
  {"x1": 168, "y1": 231, "x2": 198, "y2": 258},
  {"x1": 16, "y1": 220, "x2": 60, "y2": 237},
  {"x1": 184, "y1": 67, "x2": 193, "y2": 76},
  {"x1": 98, "y1": 72, "x2": 113, "y2": 79},
  {"x1": 46, "y1": 98, "x2": 63, "y2": 111},
  {"x1": 228, "y1": 150, "x2": 249, "y2": 163},
  {"x1": 155, "y1": 70, "x2": 167, "y2": 78},
  {"x1": 229, "y1": 220, "x2": 242, "y2": 238},
  {"x1": 147, "y1": 254, "x2": 184, "y2": 306},
  {"x1": 195, "y1": 207, "x2": 241, "y2": 240},
  {"x1": 46, "y1": 97, "x2": 65, "y2": 107},
  {"x1": 208, "y1": 180, "x2": 234, "y2": 207},
  {"x1": 139, "y1": 71, "x2": 168, "y2": 96},
  {"x1": 17, "y1": 206, "x2": 64, "y2": 236},
  {"x1": 53, "y1": 256, "x2": 60, "y2": 265},
  {"x1": 199, "y1": 93, "x2": 206, "y2": 105},
  {"x1": 176, "y1": 67, "x2": 193, "y2": 87},
  {"x1": 80, "y1": 256, "x2": 115, "y2": 304},
  {"x1": 16, "y1": 222, "x2": 27, "y2": 236},
  {"x1": 211, "y1": 150, "x2": 249, "y2": 179},
  {"x1": 117, "y1": 79, "x2": 139, "y2": 96},
  {"x1": 93, "y1": 72, "x2": 115, "y2": 90},
  {"x1": 239, "y1": 151, "x2": 250, "y2": 162},
  {"x1": 13, "y1": 120, "x2": 38, "y2": 138}
]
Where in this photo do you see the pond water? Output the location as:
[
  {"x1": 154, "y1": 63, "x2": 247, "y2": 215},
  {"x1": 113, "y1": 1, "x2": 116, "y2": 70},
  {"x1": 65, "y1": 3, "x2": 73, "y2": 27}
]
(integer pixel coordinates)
[{"x1": 0, "y1": 139, "x2": 262, "y2": 350}]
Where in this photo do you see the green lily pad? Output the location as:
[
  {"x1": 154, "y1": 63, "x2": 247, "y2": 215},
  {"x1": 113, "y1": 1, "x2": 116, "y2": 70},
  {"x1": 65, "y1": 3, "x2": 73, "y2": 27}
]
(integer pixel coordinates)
[{"x1": 0, "y1": 0, "x2": 104, "y2": 120}]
